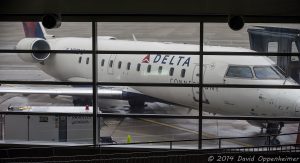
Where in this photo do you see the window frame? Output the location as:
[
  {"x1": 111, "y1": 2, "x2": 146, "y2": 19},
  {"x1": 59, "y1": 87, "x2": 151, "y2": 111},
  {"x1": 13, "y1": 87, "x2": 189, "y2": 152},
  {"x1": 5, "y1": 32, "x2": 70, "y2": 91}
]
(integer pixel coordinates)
[
  {"x1": 253, "y1": 66, "x2": 283, "y2": 80},
  {"x1": 225, "y1": 65, "x2": 254, "y2": 79}
]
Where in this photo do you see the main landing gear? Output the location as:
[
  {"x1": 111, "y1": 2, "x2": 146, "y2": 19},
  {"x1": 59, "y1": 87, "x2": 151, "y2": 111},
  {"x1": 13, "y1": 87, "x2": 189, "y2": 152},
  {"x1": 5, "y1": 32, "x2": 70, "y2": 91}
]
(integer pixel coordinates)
[
  {"x1": 128, "y1": 99, "x2": 146, "y2": 113},
  {"x1": 72, "y1": 97, "x2": 146, "y2": 112},
  {"x1": 73, "y1": 97, "x2": 92, "y2": 106},
  {"x1": 265, "y1": 122, "x2": 284, "y2": 145}
]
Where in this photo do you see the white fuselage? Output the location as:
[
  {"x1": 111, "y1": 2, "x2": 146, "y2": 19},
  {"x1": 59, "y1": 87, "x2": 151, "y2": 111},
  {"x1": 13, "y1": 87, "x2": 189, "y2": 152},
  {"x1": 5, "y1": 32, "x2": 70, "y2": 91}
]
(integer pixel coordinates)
[{"x1": 18, "y1": 37, "x2": 300, "y2": 117}]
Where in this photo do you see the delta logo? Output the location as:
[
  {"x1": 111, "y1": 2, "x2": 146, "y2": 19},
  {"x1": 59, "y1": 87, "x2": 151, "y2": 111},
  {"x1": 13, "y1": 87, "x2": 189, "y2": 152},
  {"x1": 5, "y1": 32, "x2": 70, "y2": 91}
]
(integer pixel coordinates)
[
  {"x1": 142, "y1": 54, "x2": 191, "y2": 67},
  {"x1": 142, "y1": 54, "x2": 150, "y2": 63}
]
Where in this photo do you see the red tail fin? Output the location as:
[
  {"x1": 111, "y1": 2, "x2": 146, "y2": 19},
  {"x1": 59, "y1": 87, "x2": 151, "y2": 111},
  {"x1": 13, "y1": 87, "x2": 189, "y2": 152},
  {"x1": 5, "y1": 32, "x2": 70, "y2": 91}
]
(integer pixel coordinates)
[{"x1": 22, "y1": 22, "x2": 45, "y2": 39}]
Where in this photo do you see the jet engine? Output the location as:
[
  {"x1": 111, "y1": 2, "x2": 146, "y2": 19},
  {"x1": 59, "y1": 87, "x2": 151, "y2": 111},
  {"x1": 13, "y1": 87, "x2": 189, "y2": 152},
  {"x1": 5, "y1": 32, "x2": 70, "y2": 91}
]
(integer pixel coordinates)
[
  {"x1": 16, "y1": 38, "x2": 51, "y2": 63},
  {"x1": 247, "y1": 120, "x2": 267, "y2": 129}
]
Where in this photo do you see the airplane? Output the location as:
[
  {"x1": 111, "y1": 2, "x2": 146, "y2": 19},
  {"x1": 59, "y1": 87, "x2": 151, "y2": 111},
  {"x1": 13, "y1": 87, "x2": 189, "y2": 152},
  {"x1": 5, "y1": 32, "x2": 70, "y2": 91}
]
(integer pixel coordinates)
[{"x1": 1, "y1": 22, "x2": 300, "y2": 145}]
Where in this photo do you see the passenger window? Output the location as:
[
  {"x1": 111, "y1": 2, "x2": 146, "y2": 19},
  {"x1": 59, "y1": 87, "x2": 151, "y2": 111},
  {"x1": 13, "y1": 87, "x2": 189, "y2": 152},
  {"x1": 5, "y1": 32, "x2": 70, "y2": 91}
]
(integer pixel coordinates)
[
  {"x1": 101, "y1": 59, "x2": 105, "y2": 66},
  {"x1": 147, "y1": 65, "x2": 151, "y2": 73},
  {"x1": 181, "y1": 69, "x2": 186, "y2": 78},
  {"x1": 78, "y1": 56, "x2": 82, "y2": 63},
  {"x1": 86, "y1": 57, "x2": 89, "y2": 64},
  {"x1": 118, "y1": 61, "x2": 122, "y2": 69},
  {"x1": 226, "y1": 66, "x2": 253, "y2": 78},
  {"x1": 169, "y1": 67, "x2": 174, "y2": 76},
  {"x1": 127, "y1": 62, "x2": 131, "y2": 70},
  {"x1": 253, "y1": 66, "x2": 282, "y2": 79},
  {"x1": 158, "y1": 66, "x2": 162, "y2": 74},
  {"x1": 137, "y1": 63, "x2": 141, "y2": 71},
  {"x1": 109, "y1": 60, "x2": 113, "y2": 67}
]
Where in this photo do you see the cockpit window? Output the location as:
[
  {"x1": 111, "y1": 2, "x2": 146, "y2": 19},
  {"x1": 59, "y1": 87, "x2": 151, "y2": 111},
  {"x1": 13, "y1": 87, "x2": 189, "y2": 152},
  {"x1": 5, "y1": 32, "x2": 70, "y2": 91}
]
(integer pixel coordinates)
[
  {"x1": 253, "y1": 66, "x2": 282, "y2": 79},
  {"x1": 226, "y1": 66, "x2": 253, "y2": 78}
]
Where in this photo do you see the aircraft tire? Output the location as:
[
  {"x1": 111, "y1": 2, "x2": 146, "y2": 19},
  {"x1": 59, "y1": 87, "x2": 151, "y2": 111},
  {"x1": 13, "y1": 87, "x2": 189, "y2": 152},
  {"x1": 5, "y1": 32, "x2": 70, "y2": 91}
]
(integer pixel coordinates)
[
  {"x1": 73, "y1": 97, "x2": 92, "y2": 106},
  {"x1": 73, "y1": 99, "x2": 80, "y2": 106},
  {"x1": 271, "y1": 137, "x2": 280, "y2": 145},
  {"x1": 128, "y1": 99, "x2": 145, "y2": 107}
]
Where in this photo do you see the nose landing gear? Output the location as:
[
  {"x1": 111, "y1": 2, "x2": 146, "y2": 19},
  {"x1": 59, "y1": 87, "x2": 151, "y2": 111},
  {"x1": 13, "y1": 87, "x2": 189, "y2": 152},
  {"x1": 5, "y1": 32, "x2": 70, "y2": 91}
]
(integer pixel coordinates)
[{"x1": 265, "y1": 122, "x2": 284, "y2": 145}]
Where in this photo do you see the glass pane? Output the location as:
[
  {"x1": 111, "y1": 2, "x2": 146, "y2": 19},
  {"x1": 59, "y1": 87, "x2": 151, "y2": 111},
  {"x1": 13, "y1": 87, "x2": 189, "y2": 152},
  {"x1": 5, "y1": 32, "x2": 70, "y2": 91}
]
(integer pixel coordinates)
[
  {"x1": 226, "y1": 66, "x2": 253, "y2": 78},
  {"x1": 99, "y1": 98, "x2": 198, "y2": 149},
  {"x1": 253, "y1": 66, "x2": 282, "y2": 79},
  {"x1": 98, "y1": 22, "x2": 200, "y2": 44},
  {"x1": 204, "y1": 23, "x2": 300, "y2": 53}
]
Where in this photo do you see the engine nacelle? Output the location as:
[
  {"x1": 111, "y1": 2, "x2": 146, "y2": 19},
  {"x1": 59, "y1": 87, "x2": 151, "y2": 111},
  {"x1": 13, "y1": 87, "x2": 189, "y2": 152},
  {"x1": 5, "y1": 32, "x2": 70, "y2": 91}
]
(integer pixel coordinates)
[
  {"x1": 247, "y1": 120, "x2": 267, "y2": 129},
  {"x1": 16, "y1": 38, "x2": 51, "y2": 63}
]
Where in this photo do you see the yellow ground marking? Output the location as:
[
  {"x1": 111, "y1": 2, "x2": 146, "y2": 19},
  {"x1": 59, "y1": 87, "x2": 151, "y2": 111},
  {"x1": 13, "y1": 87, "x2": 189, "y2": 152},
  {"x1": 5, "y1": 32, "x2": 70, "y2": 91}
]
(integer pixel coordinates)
[{"x1": 139, "y1": 118, "x2": 253, "y2": 147}]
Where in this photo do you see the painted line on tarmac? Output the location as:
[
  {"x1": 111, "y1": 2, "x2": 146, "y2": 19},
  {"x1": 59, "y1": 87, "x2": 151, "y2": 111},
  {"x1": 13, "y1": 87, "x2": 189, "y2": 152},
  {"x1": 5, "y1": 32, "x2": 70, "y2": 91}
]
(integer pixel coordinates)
[{"x1": 139, "y1": 118, "x2": 253, "y2": 147}]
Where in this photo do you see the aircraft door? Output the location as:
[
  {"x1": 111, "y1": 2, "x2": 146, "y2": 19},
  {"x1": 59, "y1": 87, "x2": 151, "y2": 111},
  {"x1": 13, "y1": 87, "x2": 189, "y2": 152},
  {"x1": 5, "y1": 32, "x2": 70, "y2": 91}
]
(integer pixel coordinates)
[
  {"x1": 192, "y1": 65, "x2": 199, "y2": 102},
  {"x1": 107, "y1": 54, "x2": 117, "y2": 75}
]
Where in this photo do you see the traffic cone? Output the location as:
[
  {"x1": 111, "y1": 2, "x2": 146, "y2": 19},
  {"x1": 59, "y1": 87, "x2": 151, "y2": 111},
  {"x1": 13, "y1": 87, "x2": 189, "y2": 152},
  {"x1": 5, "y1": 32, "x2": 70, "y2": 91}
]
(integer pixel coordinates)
[{"x1": 127, "y1": 135, "x2": 132, "y2": 143}]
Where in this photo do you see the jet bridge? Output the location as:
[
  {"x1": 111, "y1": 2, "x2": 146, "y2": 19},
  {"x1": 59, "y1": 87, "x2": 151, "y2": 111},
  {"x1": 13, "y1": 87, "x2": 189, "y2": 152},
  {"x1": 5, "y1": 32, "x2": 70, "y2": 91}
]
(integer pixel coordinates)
[{"x1": 248, "y1": 26, "x2": 300, "y2": 82}]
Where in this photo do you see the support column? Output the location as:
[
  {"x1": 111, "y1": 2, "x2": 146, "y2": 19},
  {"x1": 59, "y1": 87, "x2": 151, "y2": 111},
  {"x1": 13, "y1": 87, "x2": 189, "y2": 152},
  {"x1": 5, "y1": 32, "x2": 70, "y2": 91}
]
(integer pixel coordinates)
[
  {"x1": 92, "y1": 21, "x2": 99, "y2": 146},
  {"x1": 198, "y1": 21, "x2": 204, "y2": 150}
]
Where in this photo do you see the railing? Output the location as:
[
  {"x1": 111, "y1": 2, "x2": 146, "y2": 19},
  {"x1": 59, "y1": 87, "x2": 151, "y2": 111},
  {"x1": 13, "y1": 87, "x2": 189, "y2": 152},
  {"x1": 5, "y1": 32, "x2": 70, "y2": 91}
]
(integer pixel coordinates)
[
  {"x1": 100, "y1": 132, "x2": 300, "y2": 150},
  {"x1": 0, "y1": 144, "x2": 299, "y2": 162},
  {"x1": 1, "y1": 111, "x2": 300, "y2": 150}
]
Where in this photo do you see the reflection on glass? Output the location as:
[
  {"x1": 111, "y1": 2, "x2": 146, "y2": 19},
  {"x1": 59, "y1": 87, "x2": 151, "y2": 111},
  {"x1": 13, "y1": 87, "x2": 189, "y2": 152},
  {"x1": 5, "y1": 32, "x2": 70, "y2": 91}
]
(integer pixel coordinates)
[
  {"x1": 253, "y1": 66, "x2": 282, "y2": 79},
  {"x1": 226, "y1": 66, "x2": 253, "y2": 78},
  {"x1": 204, "y1": 23, "x2": 300, "y2": 53}
]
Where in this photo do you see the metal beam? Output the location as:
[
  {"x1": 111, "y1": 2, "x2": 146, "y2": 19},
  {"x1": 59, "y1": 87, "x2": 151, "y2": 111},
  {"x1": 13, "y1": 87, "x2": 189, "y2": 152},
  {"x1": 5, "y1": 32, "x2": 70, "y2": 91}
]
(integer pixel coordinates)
[
  {"x1": 2, "y1": 111, "x2": 300, "y2": 121},
  {"x1": 92, "y1": 21, "x2": 99, "y2": 146},
  {"x1": 198, "y1": 22, "x2": 204, "y2": 150},
  {"x1": 0, "y1": 0, "x2": 300, "y2": 17}
]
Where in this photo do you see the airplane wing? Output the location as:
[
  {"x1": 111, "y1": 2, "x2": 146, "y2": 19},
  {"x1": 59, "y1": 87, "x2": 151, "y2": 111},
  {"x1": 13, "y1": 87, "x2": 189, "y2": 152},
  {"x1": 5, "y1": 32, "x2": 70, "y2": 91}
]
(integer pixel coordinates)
[
  {"x1": 0, "y1": 85, "x2": 124, "y2": 99},
  {"x1": 0, "y1": 85, "x2": 175, "y2": 105}
]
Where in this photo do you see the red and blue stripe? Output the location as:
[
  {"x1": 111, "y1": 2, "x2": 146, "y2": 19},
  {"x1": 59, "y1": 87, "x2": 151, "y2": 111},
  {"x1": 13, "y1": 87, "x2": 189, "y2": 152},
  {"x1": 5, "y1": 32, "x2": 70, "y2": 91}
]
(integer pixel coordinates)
[{"x1": 22, "y1": 22, "x2": 45, "y2": 39}]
